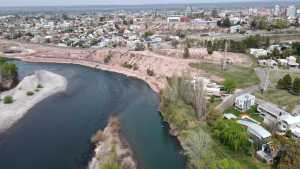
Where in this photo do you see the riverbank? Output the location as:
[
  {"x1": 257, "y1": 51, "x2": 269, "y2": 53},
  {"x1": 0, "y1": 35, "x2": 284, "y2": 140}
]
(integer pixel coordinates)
[
  {"x1": 0, "y1": 70, "x2": 67, "y2": 133},
  {"x1": 8, "y1": 56, "x2": 162, "y2": 93},
  {"x1": 88, "y1": 118, "x2": 137, "y2": 169}
]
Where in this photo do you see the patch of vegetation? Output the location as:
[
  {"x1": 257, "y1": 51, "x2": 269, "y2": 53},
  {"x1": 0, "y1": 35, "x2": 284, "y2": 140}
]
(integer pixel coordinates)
[
  {"x1": 255, "y1": 89, "x2": 300, "y2": 112},
  {"x1": 223, "y1": 78, "x2": 237, "y2": 94},
  {"x1": 224, "y1": 106, "x2": 263, "y2": 123},
  {"x1": 36, "y1": 84, "x2": 44, "y2": 89},
  {"x1": 190, "y1": 62, "x2": 260, "y2": 88},
  {"x1": 121, "y1": 62, "x2": 138, "y2": 70},
  {"x1": 26, "y1": 91, "x2": 34, "y2": 96},
  {"x1": 255, "y1": 70, "x2": 300, "y2": 112},
  {"x1": 213, "y1": 119, "x2": 251, "y2": 152},
  {"x1": 104, "y1": 51, "x2": 113, "y2": 64},
  {"x1": 160, "y1": 75, "x2": 269, "y2": 169},
  {"x1": 146, "y1": 69, "x2": 154, "y2": 76},
  {"x1": 3, "y1": 95, "x2": 14, "y2": 104}
]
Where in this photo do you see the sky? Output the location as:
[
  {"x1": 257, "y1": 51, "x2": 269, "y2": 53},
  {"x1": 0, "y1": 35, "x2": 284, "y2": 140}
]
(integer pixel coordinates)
[{"x1": 0, "y1": 0, "x2": 283, "y2": 7}]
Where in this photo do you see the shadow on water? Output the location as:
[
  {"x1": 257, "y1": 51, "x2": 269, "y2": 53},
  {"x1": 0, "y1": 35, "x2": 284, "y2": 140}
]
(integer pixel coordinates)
[{"x1": 0, "y1": 60, "x2": 185, "y2": 169}]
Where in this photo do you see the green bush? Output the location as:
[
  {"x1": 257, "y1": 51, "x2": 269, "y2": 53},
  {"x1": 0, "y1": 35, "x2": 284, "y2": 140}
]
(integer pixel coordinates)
[
  {"x1": 37, "y1": 84, "x2": 44, "y2": 89},
  {"x1": 26, "y1": 91, "x2": 34, "y2": 96},
  {"x1": 3, "y1": 96, "x2": 14, "y2": 104},
  {"x1": 223, "y1": 78, "x2": 237, "y2": 94}
]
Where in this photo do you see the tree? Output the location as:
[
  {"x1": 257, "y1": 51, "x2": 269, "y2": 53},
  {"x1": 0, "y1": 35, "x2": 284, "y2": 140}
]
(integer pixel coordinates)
[
  {"x1": 194, "y1": 78, "x2": 207, "y2": 120},
  {"x1": 282, "y1": 74, "x2": 293, "y2": 90},
  {"x1": 143, "y1": 31, "x2": 154, "y2": 38},
  {"x1": 207, "y1": 41, "x2": 214, "y2": 55},
  {"x1": 171, "y1": 39, "x2": 179, "y2": 49},
  {"x1": 0, "y1": 57, "x2": 6, "y2": 65},
  {"x1": 293, "y1": 78, "x2": 300, "y2": 95},
  {"x1": 223, "y1": 78, "x2": 236, "y2": 94},
  {"x1": 213, "y1": 119, "x2": 250, "y2": 151},
  {"x1": 183, "y1": 47, "x2": 190, "y2": 59},
  {"x1": 277, "y1": 79, "x2": 285, "y2": 89},
  {"x1": 210, "y1": 159, "x2": 243, "y2": 169},
  {"x1": 276, "y1": 139, "x2": 300, "y2": 169}
]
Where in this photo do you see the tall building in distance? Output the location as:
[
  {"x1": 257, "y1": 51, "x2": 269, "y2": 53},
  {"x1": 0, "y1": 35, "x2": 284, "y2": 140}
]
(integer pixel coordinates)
[
  {"x1": 286, "y1": 5, "x2": 296, "y2": 18},
  {"x1": 273, "y1": 5, "x2": 280, "y2": 16}
]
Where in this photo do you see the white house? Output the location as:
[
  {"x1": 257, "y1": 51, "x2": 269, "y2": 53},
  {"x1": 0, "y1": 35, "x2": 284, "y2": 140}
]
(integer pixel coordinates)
[
  {"x1": 235, "y1": 93, "x2": 255, "y2": 111},
  {"x1": 287, "y1": 56, "x2": 299, "y2": 68},
  {"x1": 167, "y1": 16, "x2": 181, "y2": 23},
  {"x1": 278, "y1": 115, "x2": 300, "y2": 139},
  {"x1": 230, "y1": 25, "x2": 241, "y2": 33},
  {"x1": 258, "y1": 59, "x2": 278, "y2": 68},
  {"x1": 250, "y1": 48, "x2": 268, "y2": 58}
]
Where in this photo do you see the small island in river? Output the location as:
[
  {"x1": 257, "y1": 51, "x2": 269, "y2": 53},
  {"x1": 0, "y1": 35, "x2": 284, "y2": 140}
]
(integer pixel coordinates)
[
  {"x1": 0, "y1": 69, "x2": 67, "y2": 133},
  {"x1": 88, "y1": 118, "x2": 137, "y2": 169}
]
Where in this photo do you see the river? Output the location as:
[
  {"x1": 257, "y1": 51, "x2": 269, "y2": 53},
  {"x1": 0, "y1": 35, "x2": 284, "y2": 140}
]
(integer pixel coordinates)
[{"x1": 0, "y1": 60, "x2": 185, "y2": 169}]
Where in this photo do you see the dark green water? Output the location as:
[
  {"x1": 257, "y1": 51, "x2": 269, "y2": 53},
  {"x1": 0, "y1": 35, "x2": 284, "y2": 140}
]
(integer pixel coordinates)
[{"x1": 0, "y1": 61, "x2": 185, "y2": 169}]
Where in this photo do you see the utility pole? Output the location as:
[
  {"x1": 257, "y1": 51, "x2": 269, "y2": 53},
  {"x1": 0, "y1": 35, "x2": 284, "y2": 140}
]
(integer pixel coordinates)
[{"x1": 222, "y1": 39, "x2": 228, "y2": 70}]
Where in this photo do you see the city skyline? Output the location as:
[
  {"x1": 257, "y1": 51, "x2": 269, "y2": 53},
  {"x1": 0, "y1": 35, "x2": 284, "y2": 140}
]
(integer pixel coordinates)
[{"x1": 0, "y1": 0, "x2": 297, "y2": 7}]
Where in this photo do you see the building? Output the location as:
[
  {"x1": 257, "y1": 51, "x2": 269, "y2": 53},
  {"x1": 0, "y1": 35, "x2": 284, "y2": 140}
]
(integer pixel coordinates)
[
  {"x1": 250, "y1": 48, "x2": 268, "y2": 58},
  {"x1": 257, "y1": 102, "x2": 289, "y2": 127},
  {"x1": 167, "y1": 16, "x2": 181, "y2": 23},
  {"x1": 230, "y1": 25, "x2": 241, "y2": 34},
  {"x1": 286, "y1": 5, "x2": 296, "y2": 18},
  {"x1": 278, "y1": 115, "x2": 300, "y2": 139},
  {"x1": 287, "y1": 56, "x2": 299, "y2": 68},
  {"x1": 258, "y1": 59, "x2": 278, "y2": 68},
  {"x1": 191, "y1": 19, "x2": 218, "y2": 28},
  {"x1": 238, "y1": 120, "x2": 272, "y2": 142},
  {"x1": 273, "y1": 5, "x2": 280, "y2": 17},
  {"x1": 235, "y1": 93, "x2": 255, "y2": 111}
]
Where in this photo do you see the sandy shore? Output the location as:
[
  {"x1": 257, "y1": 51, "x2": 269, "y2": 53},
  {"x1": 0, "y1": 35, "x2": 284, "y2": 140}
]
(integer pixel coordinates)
[{"x1": 0, "y1": 70, "x2": 67, "y2": 133}]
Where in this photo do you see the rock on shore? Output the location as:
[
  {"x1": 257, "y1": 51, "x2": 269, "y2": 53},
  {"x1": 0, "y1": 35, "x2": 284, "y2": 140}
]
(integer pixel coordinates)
[
  {"x1": 88, "y1": 118, "x2": 137, "y2": 169},
  {"x1": 0, "y1": 70, "x2": 67, "y2": 133}
]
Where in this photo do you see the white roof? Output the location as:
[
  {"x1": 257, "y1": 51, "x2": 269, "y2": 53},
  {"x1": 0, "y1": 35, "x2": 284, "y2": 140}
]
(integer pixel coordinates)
[
  {"x1": 224, "y1": 113, "x2": 238, "y2": 119},
  {"x1": 238, "y1": 120, "x2": 271, "y2": 139},
  {"x1": 236, "y1": 93, "x2": 255, "y2": 100},
  {"x1": 281, "y1": 115, "x2": 300, "y2": 125}
]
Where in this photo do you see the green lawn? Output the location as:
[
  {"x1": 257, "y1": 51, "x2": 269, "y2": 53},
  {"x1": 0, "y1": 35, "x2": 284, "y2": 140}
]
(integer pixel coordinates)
[
  {"x1": 190, "y1": 62, "x2": 260, "y2": 88},
  {"x1": 224, "y1": 106, "x2": 264, "y2": 123},
  {"x1": 255, "y1": 89, "x2": 300, "y2": 112},
  {"x1": 255, "y1": 70, "x2": 300, "y2": 112}
]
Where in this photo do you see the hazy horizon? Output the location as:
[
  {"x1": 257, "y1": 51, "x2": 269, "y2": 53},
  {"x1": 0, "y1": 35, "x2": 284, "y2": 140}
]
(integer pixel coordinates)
[{"x1": 0, "y1": 0, "x2": 298, "y2": 7}]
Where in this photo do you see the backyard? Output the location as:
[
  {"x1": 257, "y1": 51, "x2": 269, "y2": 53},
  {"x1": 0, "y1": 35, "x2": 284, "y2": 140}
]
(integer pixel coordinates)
[{"x1": 189, "y1": 62, "x2": 260, "y2": 88}]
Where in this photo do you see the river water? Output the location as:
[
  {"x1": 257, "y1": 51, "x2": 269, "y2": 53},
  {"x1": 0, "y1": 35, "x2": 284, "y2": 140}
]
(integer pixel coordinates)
[{"x1": 0, "y1": 61, "x2": 185, "y2": 169}]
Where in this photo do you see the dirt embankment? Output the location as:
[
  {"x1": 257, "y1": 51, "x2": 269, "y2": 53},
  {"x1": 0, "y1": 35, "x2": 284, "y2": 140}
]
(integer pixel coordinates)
[
  {"x1": 0, "y1": 40, "x2": 202, "y2": 93},
  {"x1": 88, "y1": 118, "x2": 137, "y2": 169}
]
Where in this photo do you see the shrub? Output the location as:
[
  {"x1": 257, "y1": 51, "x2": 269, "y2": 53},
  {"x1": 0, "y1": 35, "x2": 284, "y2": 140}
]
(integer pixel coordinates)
[
  {"x1": 37, "y1": 84, "x2": 44, "y2": 88},
  {"x1": 3, "y1": 96, "x2": 14, "y2": 104},
  {"x1": 147, "y1": 69, "x2": 155, "y2": 76},
  {"x1": 223, "y1": 78, "x2": 236, "y2": 94},
  {"x1": 122, "y1": 62, "x2": 133, "y2": 69},
  {"x1": 293, "y1": 78, "x2": 300, "y2": 95},
  {"x1": 104, "y1": 51, "x2": 113, "y2": 64},
  {"x1": 26, "y1": 91, "x2": 34, "y2": 96},
  {"x1": 183, "y1": 47, "x2": 190, "y2": 59}
]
